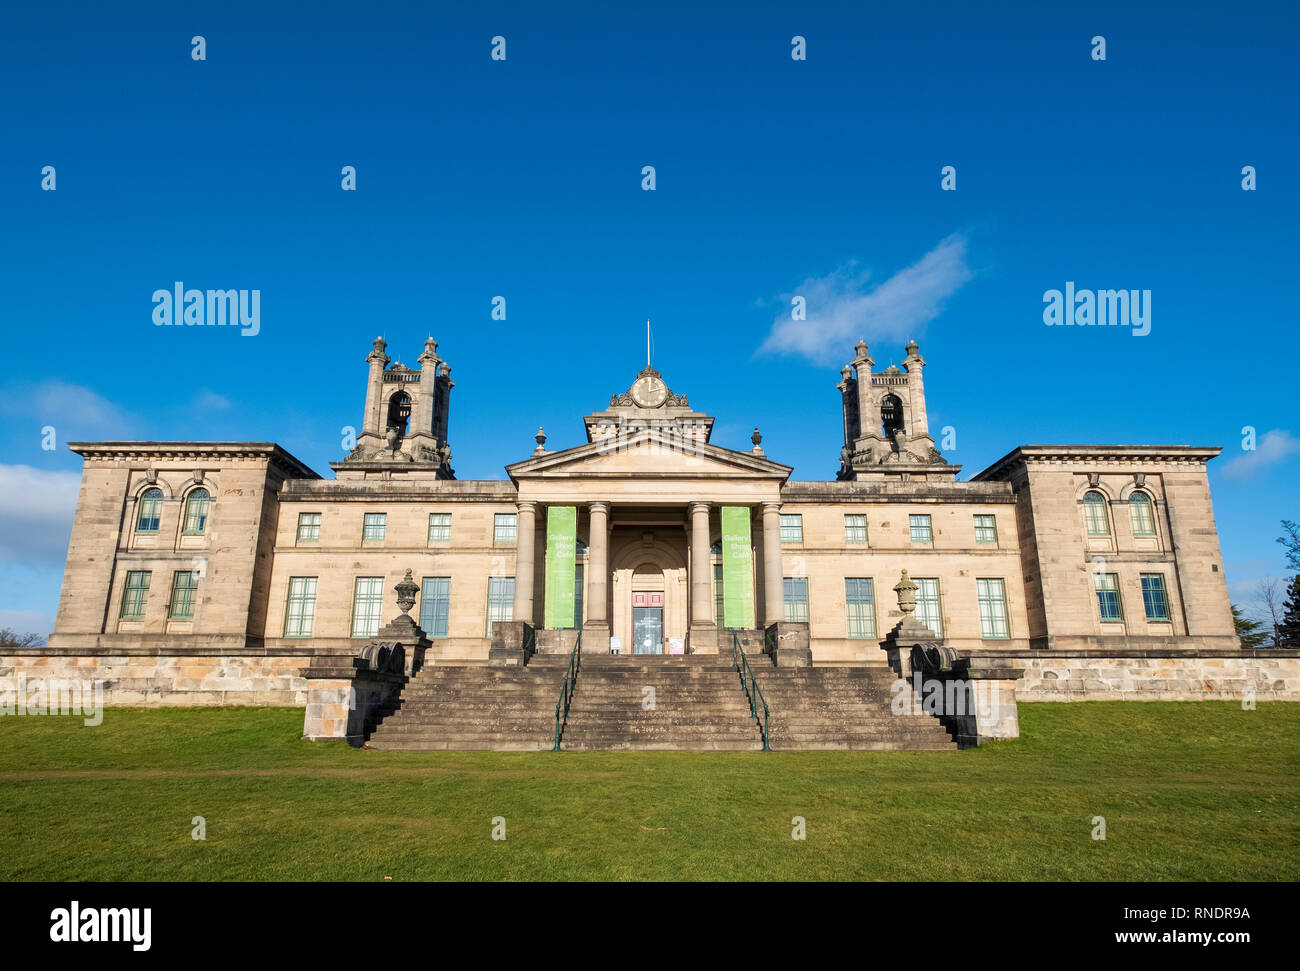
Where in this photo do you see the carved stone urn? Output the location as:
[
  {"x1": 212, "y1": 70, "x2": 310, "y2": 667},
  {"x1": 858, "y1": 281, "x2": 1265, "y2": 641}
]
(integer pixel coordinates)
[
  {"x1": 394, "y1": 568, "x2": 418, "y2": 616},
  {"x1": 894, "y1": 569, "x2": 918, "y2": 615}
]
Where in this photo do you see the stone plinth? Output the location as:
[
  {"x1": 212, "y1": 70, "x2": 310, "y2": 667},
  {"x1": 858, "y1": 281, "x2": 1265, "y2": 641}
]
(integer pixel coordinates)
[
  {"x1": 488, "y1": 621, "x2": 534, "y2": 665},
  {"x1": 767, "y1": 622, "x2": 811, "y2": 668}
]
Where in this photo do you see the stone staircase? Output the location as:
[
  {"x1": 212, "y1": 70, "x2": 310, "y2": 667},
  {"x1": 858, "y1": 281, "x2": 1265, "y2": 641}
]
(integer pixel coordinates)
[
  {"x1": 543, "y1": 655, "x2": 768, "y2": 751},
  {"x1": 364, "y1": 652, "x2": 957, "y2": 752},
  {"x1": 748, "y1": 660, "x2": 957, "y2": 750},
  {"x1": 365, "y1": 662, "x2": 557, "y2": 750}
]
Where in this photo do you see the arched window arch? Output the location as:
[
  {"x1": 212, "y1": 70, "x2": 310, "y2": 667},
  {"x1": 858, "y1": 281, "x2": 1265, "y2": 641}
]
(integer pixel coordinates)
[
  {"x1": 182, "y1": 488, "x2": 210, "y2": 534},
  {"x1": 386, "y1": 391, "x2": 412, "y2": 438},
  {"x1": 710, "y1": 540, "x2": 722, "y2": 557},
  {"x1": 575, "y1": 539, "x2": 588, "y2": 557},
  {"x1": 881, "y1": 394, "x2": 904, "y2": 440},
  {"x1": 136, "y1": 488, "x2": 163, "y2": 534},
  {"x1": 1128, "y1": 491, "x2": 1155, "y2": 537},
  {"x1": 1083, "y1": 490, "x2": 1110, "y2": 536}
]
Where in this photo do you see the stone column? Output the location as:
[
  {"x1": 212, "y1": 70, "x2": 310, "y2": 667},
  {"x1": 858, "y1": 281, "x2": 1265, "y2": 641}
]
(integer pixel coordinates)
[
  {"x1": 583, "y1": 501, "x2": 611, "y2": 652},
  {"x1": 903, "y1": 339, "x2": 933, "y2": 447},
  {"x1": 688, "y1": 502, "x2": 713, "y2": 626},
  {"x1": 761, "y1": 502, "x2": 785, "y2": 628},
  {"x1": 513, "y1": 501, "x2": 538, "y2": 625},
  {"x1": 360, "y1": 337, "x2": 389, "y2": 444}
]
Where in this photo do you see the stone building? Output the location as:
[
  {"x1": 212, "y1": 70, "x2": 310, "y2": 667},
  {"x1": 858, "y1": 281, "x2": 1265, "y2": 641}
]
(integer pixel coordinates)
[{"x1": 49, "y1": 335, "x2": 1238, "y2": 664}]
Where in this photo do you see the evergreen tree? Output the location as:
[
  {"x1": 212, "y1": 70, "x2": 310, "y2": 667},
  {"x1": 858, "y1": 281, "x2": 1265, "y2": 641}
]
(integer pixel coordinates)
[
  {"x1": 1233, "y1": 604, "x2": 1269, "y2": 649},
  {"x1": 1280, "y1": 576, "x2": 1300, "y2": 649}
]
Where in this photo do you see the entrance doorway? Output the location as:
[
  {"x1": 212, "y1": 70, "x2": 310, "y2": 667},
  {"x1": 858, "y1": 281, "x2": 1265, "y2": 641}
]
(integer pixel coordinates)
[{"x1": 632, "y1": 592, "x2": 665, "y2": 654}]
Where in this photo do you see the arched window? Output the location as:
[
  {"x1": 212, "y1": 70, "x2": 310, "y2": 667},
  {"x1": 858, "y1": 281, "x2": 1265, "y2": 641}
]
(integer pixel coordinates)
[
  {"x1": 1129, "y1": 491, "x2": 1155, "y2": 537},
  {"x1": 386, "y1": 392, "x2": 412, "y2": 438},
  {"x1": 575, "y1": 539, "x2": 588, "y2": 557},
  {"x1": 182, "y1": 488, "x2": 210, "y2": 534},
  {"x1": 881, "y1": 394, "x2": 904, "y2": 440},
  {"x1": 710, "y1": 540, "x2": 722, "y2": 556},
  {"x1": 136, "y1": 488, "x2": 163, "y2": 534},
  {"x1": 1083, "y1": 490, "x2": 1110, "y2": 536}
]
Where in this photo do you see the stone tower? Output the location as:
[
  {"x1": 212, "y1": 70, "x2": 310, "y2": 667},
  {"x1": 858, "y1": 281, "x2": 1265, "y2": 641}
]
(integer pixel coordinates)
[
  {"x1": 333, "y1": 336, "x2": 455, "y2": 479},
  {"x1": 836, "y1": 339, "x2": 955, "y2": 481}
]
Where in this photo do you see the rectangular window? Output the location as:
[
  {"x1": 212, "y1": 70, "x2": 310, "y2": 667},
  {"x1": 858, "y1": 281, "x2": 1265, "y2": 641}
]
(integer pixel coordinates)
[
  {"x1": 976, "y1": 578, "x2": 1010, "y2": 639},
  {"x1": 487, "y1": 576, "x2": 515, "y2": 635},
  {"x1": 779, "y1": 514, "x2": 803, "y2": 543},
  {"x1": 168, "y1": 570, "x2": 198, "y2": 621},
  {"x1": 419, "y1": 577, "x2": 451, "y2": 638},
  {"x1": 494, "y1": 513, "x2": 517, "y2": 542},
  {"x1": 428, "y1": 513, "x2": 451, "y2": 542},
  {"x1": 120, "y1": 570, "x2": 150, "y2": 619},
  {"x1": 714, "y1": 562, "x2": 725, "y2": 629},
  {"x1": 909, "y1": 514, "x2": 933, "y2": 543},
  {"x1": 1094, "y1": 572, "x2": 1123, "y2": 622},
  {"x1": 1141, "y1": 574, "x2": 1171, "y2": 622},
  {"x1": 845, "y1": 577, "x2": 876, "y2": 639},
  {"x1": 783, "y1": 577, "x2": 809, "y2": 623},
  {"x1": 574, "y1": 563, "x2": 584, "y2": 630},
  {"x1": 362, "y1": 513, "x2": 386, "y2": 541},
  {"x1": 844, "y1": 514, "x2": 868, "y2": 544},
  {"x1": 915, "y1": 577, "x2": 943, "y2": 636},
  {"x1": 974, "y1": 514, "x2": 997, "y2": 544},
  {"x1": 297, "y1": 512, "x2": 321, "y2": 542},
  {"x1": 351, "y1": 576, "x2": 384, "y2": 637},
  {"x1": 283, "y1": 577, "x2": 318, "y2": 638}
]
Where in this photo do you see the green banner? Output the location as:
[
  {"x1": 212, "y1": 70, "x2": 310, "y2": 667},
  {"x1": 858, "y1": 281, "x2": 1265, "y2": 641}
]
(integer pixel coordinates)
[
  {"x1": 721, "y1": 506, "x2": 754, "y2": 629},
  {"x1": 544, "y1": 506, "x2": 578, "y2": 629}
]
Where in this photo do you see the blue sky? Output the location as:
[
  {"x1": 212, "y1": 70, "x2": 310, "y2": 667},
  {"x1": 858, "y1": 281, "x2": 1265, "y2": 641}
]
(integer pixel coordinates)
[{"x1": 1, "y1": 0, "x2": 1297, "y2": 635}]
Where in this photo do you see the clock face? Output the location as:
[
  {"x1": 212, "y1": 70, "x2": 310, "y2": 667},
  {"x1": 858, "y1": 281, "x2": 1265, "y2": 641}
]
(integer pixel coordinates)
[{"x1": 630, "y1": 375, "x2": 668, "y2": 407}]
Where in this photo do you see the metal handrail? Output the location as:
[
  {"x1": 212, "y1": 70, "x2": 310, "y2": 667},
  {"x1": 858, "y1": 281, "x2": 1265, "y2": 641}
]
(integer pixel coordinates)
[
  {"x1": 731, "y1": 630, "x2": 771, "y2": 751},
  {"x1": 551, "y1": 630, "x2": 583, "y2": 751}
]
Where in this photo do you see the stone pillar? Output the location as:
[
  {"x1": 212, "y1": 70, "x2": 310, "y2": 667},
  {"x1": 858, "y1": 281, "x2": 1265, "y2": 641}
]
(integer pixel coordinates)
[
  {"x1": 688, "y1": 502, "x2": 712, "y2": 626},
  {"x1": 761, "y1": 502, "x2": 785, "y2": 628},
  {"x1": 852, "y1": 340, "x2": 874, "y2": 443},
  {"x1": 360, "y1": 336, "x2": 389, "y2": 444},
  {"x1": 903, "y1": 339, "x2": 933, "y2": 447},
  {"x1": 583, "y1": 501, "x2": 611, "y2": 652},
  {"x1": 410, "y1": 337, "x2": 440, "y2": 446},
  {"x1": 513, "y1": 501, "x2": 538, "y2": 625}
]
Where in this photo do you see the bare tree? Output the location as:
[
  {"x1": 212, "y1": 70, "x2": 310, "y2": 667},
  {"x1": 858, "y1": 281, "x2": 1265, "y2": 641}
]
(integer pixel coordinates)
[
  {"x1": 1255, "y1": 577, "x2": 1285, "y2": 647},
  {"x1": 0, "y1": 628, "x2": 45, "y2": 648}
]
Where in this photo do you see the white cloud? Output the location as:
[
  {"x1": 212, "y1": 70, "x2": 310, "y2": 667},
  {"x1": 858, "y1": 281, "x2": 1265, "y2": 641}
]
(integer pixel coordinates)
[
  {"x1": 759, "y1": 234, "x2": 974, "y2": 363},
  {"x1": 0, "y1": 379, "x2": 135, "y2": 442},
  {"x1": 193, "y1": 390, "x2": 232, "y2": 412},
  {"x1": 0, "y1": 465, "x2": 81, "y2": 566},
  {"x1": 1219, "y1": 429, "x2": 1299, "y2": 481}
]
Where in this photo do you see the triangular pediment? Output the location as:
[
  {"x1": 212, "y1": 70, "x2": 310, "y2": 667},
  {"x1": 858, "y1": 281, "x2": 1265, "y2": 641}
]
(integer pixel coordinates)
[{"x1": 506, "y1": 431, "x2": 791, "y2": 483}]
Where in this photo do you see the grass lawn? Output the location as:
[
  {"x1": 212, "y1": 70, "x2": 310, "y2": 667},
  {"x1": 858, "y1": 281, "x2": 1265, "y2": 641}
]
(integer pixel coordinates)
[{"x1": 1, "y1": 702, "x2": 1296, "y2": 881}]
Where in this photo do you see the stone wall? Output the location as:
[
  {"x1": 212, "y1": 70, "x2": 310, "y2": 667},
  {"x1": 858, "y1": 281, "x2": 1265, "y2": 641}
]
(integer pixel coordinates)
[
  {"x1": 1008, "y1": 650, "x2": 1300, "y2": 701},
  {"x1": 0, "y1": 646, "x2": 347, "y2": 707}
]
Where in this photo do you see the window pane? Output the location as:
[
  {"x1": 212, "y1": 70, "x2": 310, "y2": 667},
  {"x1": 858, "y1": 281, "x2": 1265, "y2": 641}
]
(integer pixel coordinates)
[
  {"x1": 1083, "y1": 492, "x2": 1110, "y2": 536},
  {"x1": 1129, "y1": 493, "x2": 1155, "y2": 536},
  {"x1": 974, "y1": 514, "x2": 997, "y2": 543},
  {"x1": 362, "y1": 513, "x2": 386, "y2": 541},
  {"x1": 284, "y1": 576, "x2": 318, "y2": 638},
  {"x1": 1141, "y1": 574, "x2": 1170, "y2": 621},
  {"x1": 297, "y1": 512, "x2": 321, "y2": 542},
  {"x1": 845, "y1": 577, "x2": 875, "y2": 638},
  {"x1": 779, "y1": 514, "x2": 803, "y2": 543},
  {"x1": 169, "y1": 570, "x2": 198, "y2": 620},
  {"x1": 419, "y1": 577, "x2": 451, "y2": 638},
  {"x1": 977, "y1": 578, "x2": 1009, "y2": 638},
  {"x1": 783, "y1": 577, "x2": 809, "y2": 623},
  {"x1": 844, "y1": 514, "x2": 868, "y2": 544},
  {"x1": 909, "y1": 514, "x2": 932, "y2": 543},
  {"x1": 915, "y1": 577, "x2": 943, "y2": 636},
  {"x1": 120, "y1": 570, "x2": 151, "y2": 619},
  {"x1": 137, "y1": 488, "x2": 162, "y2": 533},
  {"x1": 351, "y1": 577, "x2": 384, "y2": 637},
  {"x1": 1094, "y1": 572, "x2": 1122, "y2": 622},
  {"x1": 486, "y1": 576, "x2": 515, "y2": 634},
  {"x1": 428, "y1": 513, "x2": 451, "y2": 542},
  {"x1": 494, "y1": 514, "x2": 517, "y2": 542},
  {"x1": 182, "y1": 489, "x2": 209, "y2": 534},
  {"x1": 714, "y1": 562, "x2": 725, "y2": 629}
]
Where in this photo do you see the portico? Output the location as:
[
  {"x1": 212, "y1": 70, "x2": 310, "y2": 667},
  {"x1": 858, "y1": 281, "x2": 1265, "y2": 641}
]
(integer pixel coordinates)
[{"x1": 504, "y1": 369, "x2": 792, "y2": 654}]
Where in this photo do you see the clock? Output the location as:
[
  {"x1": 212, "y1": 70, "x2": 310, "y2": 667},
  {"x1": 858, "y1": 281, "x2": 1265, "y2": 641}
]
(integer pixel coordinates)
[{"x1": 630, "y1": 374, "x2": 668, "y2": 407}]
